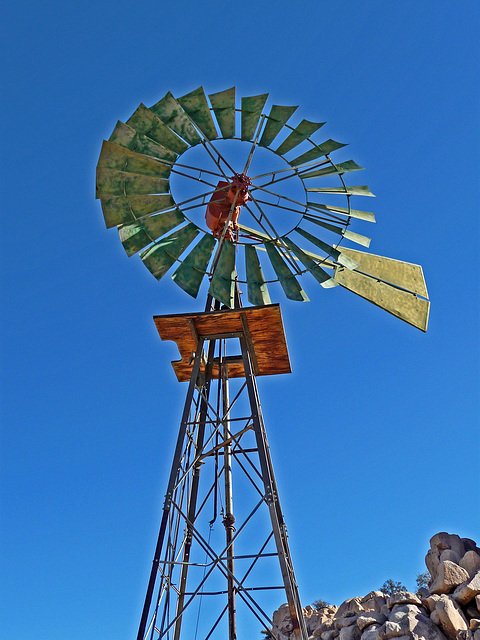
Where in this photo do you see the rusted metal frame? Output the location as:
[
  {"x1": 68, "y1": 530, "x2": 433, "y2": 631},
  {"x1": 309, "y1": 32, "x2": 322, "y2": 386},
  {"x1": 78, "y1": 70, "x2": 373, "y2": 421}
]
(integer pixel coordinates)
[
  {"x1": 160, "y1": 496, "x2": 268, "y2": 636},
  {"x1": 198, "y1": 423, "x2": 254, "y2": 460},
  {"x1": 169, "y1": 166, "x2": 217, "y2": 188},
  {"x1": 239, "y1": 335, "x2": 308, "y2": 640},
  {"x1": 253, "y1": 197, "x2": 305, "y2": 217},
  {"x1": 243, "y1": 113, "x2": 266, "y2": 175},
  {"x1": 240, "y1": 312, "x2": 260, "y2": 375},
  {"x1": 136, "y1": 336, "x2": 208, "y2": 640},
  {"x1": 251, "y1": 182, "x2": 308, "y2": 213},
  {"x1": 172, "y1": 337, "x2": 218, "y2": 640}
]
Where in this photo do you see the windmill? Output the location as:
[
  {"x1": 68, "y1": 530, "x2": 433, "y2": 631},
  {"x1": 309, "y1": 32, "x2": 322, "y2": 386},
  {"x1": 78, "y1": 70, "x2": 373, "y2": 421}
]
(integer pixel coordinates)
[{"x1": 96, "y1": 86, "x2": 429, "y2": 640}]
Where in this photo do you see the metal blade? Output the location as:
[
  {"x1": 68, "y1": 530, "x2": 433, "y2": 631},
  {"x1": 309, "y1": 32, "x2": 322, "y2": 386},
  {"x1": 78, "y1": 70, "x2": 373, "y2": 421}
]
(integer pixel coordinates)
[
  {"x1": 259, "y1": 105, "x2": 298, "y2": 148},
  {"x1": 303, "y1": 216, "x2": 371, "y2": 248},
  {"x1": 245, "y1": 244, "x2": 271, "y2": 306},
  {"x1": 100, "y1": 194, "x2": 175, "y2": 228},
  {"x1": 336, "y1": 247, "x2": 429, "y2": 298},
  {"x1": 150, "y1": 91, "x2": 202, "y2": 146},
  {"x1": 172, "y1": 233, "x2": 217, "y2": 298},
  {"x1": 301, "y1": 160, "x2": 364, "y2": 179},
  {"x1": 118, "y1": 209, "x2": 185, "y2": 256},
  {"x1": 97, "y1": 140, "x2": 171, "y2": 178},
  {"x1": 334, "y1": 268, "x2": 430, "y2": 331},
  {"x1": 290, "y1": 140, "x2": 347, "y2": 166},
  {"x1": 177, "y1": 87, "x2": 218, "y2": 140},
  {"x1": 126, "y1": 103, "x2": 188, "y2": 155},
  {"x1": 209, "y1": 87, "x2": 236, "y2": 138},
  {"x1": 140, "y1": 223, "x2": 199, "y2": 280},
  {"x1": 96, "y1": 167, "x2": 170, "y2": 198},
  {"x1": 281, "y1": 237, "x2": 337, "y2": 287},
  {"x1": 307, "y1": 185, "x2": 375, "y2": 197},
  {"x1": 108, "y1": 121, "x2": 178, "y2": 162},
  {"x1": 307, "y1": 201, "x2": 376, "y2": 223},
  {"x1": 294, "y1": 227, "x2": 359, "y2": 269},
  {"x1": 208, "y1": 240, "x2": 235, "y2": 307},
  {"x1": 241, "y1": 94, "x2": 269, "y2": 141},
  {"x1": 263, "y1": 242, "x2": 309, "y2": 301},
  {"x1": 275, "y1": 120, "x2": 325, "y2": 156}
]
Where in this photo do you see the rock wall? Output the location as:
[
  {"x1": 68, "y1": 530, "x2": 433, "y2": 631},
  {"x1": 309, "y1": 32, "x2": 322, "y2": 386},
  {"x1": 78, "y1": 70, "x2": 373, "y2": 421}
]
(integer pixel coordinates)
[{"x1": 271, "y1": 532, "x2": 480, "y2": 640}]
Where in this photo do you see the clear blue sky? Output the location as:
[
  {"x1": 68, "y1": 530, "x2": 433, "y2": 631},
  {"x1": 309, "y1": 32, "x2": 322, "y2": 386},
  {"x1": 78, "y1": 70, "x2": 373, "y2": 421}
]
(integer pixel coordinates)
[{"x1": 1, "y1": 1, "x2": 479, "y2": 638}]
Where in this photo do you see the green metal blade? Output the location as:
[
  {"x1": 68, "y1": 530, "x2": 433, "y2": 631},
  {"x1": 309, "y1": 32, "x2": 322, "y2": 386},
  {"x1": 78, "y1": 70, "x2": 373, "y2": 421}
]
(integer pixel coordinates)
[
  {"x1": 241, "y1": 94, "x2": 268, "y2": 141},
  {"x1": 209, "y1": 87, "x2": 235, "y2": 138},
  {"x1": 245, "y1": 244, "x2": 271, "y2": 306},
  {"x1": 140, "y1": 223, "x2": 199, "y2": 280},
  {"x1": 307, "y1": 201, "x2": 376, "y2": 223},
  {"x1": 118, "y1": 209, "x2": 185, "y2": 256},
  {"x1": 100, "y1": 194, "x2": 175, "y2": 228},
  {"x1": 301, "y1": 160, "x2": 364, "y2": 179},
  {"x1": 96, "y1": 167, "x2": 170, "y2": 198},
  {"x1": 263, "y1": 242, "x2": 309, "y2": 301},
  {"x1": 302, "y1": 216, "x2": 371, "y2": 248},
  {"x1": 172, "y1": 233, "x2": 216, "y2": 298},
  {"x1": 150, "y1": 91, "x2": 202, "y2": 146},
  {"x1": 336, "y1": 247, "x2": 429, "y2": 298},
  {"x1": 108, "y1": 121, "x2": 178, "y2": 162},
  {"x1": 282, "y1": 237, "x2": 337, "y2": 287},
  {"x1": 208, "y1": 241, "x2": 235, "y2": 307},
  {"x1": 294, "y1": 227, "x2": 359, "y2": 269},
  {"x1": 127, "y1": 103, "x2": 188, "y2": 155},
  {"x1": 275, "y1": 120, "x2": 325, "y2": 156},
  {"x1": 290, "y1": 140, "x2": 347, "y2": 166},
  {"x1": 97, "y1": 140, "x2": 171, "y2": 178},
  {"x1": 259, "y1": 105, "x2": 298, "y2": 148},
  {"x1": 334, "y1": 268, "x2": 430, "y2": 332},
  {"x1": 177, "y1": 87, "x2": 218, "y2": 140},
  {"x1": 307, "y1": 185, "x2": 375, "y2": 197}
]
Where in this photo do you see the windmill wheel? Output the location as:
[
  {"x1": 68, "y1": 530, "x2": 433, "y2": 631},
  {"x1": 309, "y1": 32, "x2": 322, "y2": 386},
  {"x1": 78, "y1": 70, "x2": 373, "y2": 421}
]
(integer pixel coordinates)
[{"x1": 96, "y1": 86, "x2": 429, "y2": 330}]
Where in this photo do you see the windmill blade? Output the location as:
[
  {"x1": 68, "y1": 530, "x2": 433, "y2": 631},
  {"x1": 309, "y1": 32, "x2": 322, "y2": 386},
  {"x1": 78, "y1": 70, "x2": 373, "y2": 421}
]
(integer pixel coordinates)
[
  {"x1": 108, "y1": 121, "x2": 178, "y2": 163},
  {"x1": 118, "y1": 209, "x2": 186, "y2": 256},
  {"x1": 241, "y1": 94, "x2": 269, "y2": 141},
  {"x1": 263, "y1": 242, "x2": 309, "y2": 301},
  {"x1": 97, "y1": 140, "x2": 171, "y2": 178},
  {"x1": 208, "y1": 87, "x2": 236, "y2": 138},
  {"x1": 301, "y1": 160, "x2": 364, "y2": 179},
  {"x1": 99, "y1": 194, "x2": 176, "y2": 228},
  {"x1": 294, "y1": 227, "x2": 359, "y2": 270},
  {"x1": 177, "y1": 87, "x2": 218, "y2": 140},
  {"x1": 127, "y1": 103, "x2": 188, "y2": 155},
  {"x1": 275, "y1": 119, "x2": 325, "y2": 156},
  {"x1": 140, "y1": 223, "x2": 199, "y2": 280},
  {"x1": 337, "y1": 247, "x2": 429, "y2": 298},
  {"x1": 335, "y1": 267, "x2": 430, "y2": 331},
  {"x1": 303, "y1": 216, "x2": 371, "y2": 248},
  {"x1": 150, "y1": 91, "x2": 202, "y2": 146},
  {"x1": 281, "y1": 237, "x2": 337, "y2": 288},
  {"x1": 259, "y1": 105, "x2": 298, "y2": 148},
  {"x1": 208, "y1": 240, "x2": 236, "y2": 308},
  {"x1": 307, "y1": 201, "x2": 376, "y2": 223},
  {"x1": 307, "y1": 185, "x2": 375, "y2": 197},
  {"x1": 245, "y1": 245, "x2": 271, "y2": 306},
  {"x1": 172, "y1": 233, "x2": 217, "y2": 298},
  {"x1": 96, "y1": 167, "x2": 170, "y2": 198},
  {"x1": 290, "y1": 139, "x2": 347, "y2": 166}
]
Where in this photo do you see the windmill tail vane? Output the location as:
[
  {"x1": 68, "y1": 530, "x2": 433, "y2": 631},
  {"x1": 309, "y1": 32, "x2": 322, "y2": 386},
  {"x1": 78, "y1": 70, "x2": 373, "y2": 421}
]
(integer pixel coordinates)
[{"x1": 95, "y1": 86, "x2": 430, "y2": 640}]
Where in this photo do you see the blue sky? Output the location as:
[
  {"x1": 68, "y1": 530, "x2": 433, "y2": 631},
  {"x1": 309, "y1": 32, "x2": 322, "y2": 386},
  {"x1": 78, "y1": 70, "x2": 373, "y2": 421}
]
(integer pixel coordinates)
[{"x1": 1, "y1": 1, "x2": 479, "y2": 638}]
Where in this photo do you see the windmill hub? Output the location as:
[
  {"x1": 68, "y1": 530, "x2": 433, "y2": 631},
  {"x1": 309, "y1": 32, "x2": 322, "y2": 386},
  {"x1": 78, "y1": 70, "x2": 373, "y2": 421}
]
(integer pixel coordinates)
[{"x1": 205, "y1": 173, "x2": 252, "y2": 242}]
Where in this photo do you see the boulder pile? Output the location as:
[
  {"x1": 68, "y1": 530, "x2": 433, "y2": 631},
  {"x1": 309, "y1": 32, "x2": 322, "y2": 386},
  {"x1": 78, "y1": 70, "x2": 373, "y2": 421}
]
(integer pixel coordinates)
[{"x1": 270, "y1": 532, "x2": 480, "y2": 640}]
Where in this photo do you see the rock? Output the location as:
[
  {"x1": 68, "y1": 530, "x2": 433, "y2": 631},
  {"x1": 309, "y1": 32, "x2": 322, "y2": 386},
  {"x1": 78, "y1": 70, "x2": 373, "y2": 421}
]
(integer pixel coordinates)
[
  {"x1": 361, "y1": 592, "x2": 387, "y2": 613},
  {"x1": 357, "y1": 613, "x2": 387, "y2": 631},
  {"x1": 387, "y1": 592, "x2": 422, "y2": 608},
  {"x1": 431, "y1": 595, "x2": 468, "y2": 639},
  {"x1": 477, "y1": 595, "x2": 480, "y2": 610},
  {"x1": 463, "y1": 539, "x2": 480, "y2": 554},
  {"x1": 321, "y1": 630, "x2": 340, "y2": 640},
  {"x1": 315, "y1": 619, "x2": 336, "y2": 636},
  {"x1": 453, "y1": 571, "x2": 480, "y2": 606},
  {"x1": 272, "y1": 603, "x2": 295, "y2": 636},
  {"x1": 339, "y1": 624, "x2": 361, "y2": 640},
  {"x1": 334, "y1": 598, "x2": 364, "y2": 619},
  {"x1": 475, "y1": 630, "x2": 480, "y2": 640},
  {"x1": 335, "y1": 616, "x2": 359, "y2": 630},
  {"x1": 430, "y1": 561, "x2": 470, "y2": 594},
  {"x1": 386, "y1": 602, "x2": 449, "y2": 640},
  {"x1": 430, "y1": 533, "x2": 466, "y2": 559},
  {"x1": 440, "y1": 549, "x2": 461, "y2": 564},
  {"x1": 360, "y1": 624, "x2": 381, "y2": 640},
  {"x1": 466, "y1": 605, "x2": 480, "y2": 619},
  {"x1": 460, "y1": 551, "x2": 480, "y2": 578},
  {"x1": 422, "y1": 594, "x2": 442, "y2": 613},
  {"x1": 470, "y1": 619, "x2": 480, "y2": 631},
  {"x1": 390, "y1": 603, "x2": 427, "y2": 623},
  {"x1": 417, "y1": 587, "x2": 430, "y2": 598},
  {"x1": 382, "y1": 621, "x2": 404, "y2": 638}
]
